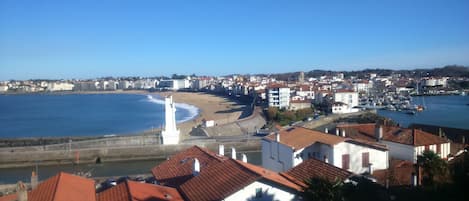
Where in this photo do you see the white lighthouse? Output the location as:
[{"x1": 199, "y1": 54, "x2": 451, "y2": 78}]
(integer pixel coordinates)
[{"x1": 161, "y1": 95, "x2": 180, "y2": 145}]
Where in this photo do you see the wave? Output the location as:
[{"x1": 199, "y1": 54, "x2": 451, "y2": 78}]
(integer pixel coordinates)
[{"x1": 145, "y1": 95, "x2": 199, "y2": 123}]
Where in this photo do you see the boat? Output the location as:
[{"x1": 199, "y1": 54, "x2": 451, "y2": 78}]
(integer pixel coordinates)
[{"x1": 405, "y1": 110, "x2": 416, "y2": 115}]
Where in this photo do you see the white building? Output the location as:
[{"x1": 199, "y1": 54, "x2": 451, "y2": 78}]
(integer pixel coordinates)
[
  {"x1": 262, "y1": 127, "x2": 389, "y2": 174},
  {"x1": 47, "y1": 82, "x2": 74, "y2": 91},
  {"x1": 159, "y1": 79, "x2": 191, "y2": 90},
  {"x1": 353, "y1": 81, "x2": 372, "y2": 94},
  {"x1": 0, "y1": 85, "x2": 8, "y2": 92},
  {"x1": 161, "y1": 96, "x2": 180, "y2": 145},
  {"x1": 294, "y1": 85, "x2": 315, "y2": 100},
  {"x1": 336, "y1": 124, "x2": 451, "y2": 163},
  {"x1": 332, "y1": 90, "x2": 359, "y2": 114},
  {"x1": 267, "y1": 84, "x2": 290, "y2": 109}
]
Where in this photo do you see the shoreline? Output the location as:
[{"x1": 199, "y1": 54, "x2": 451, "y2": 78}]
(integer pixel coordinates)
[{"x1": 0, "y1": 90, "x2": 249, "y2": 141}]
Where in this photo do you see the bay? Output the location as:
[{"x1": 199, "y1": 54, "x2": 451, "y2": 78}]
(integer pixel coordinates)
[
  {"x1": 377, "y1": 95, "x2": 469, "y2": 129},
  {"x1": 0, "y1": 94, "x2": 198, "y2": 138}
]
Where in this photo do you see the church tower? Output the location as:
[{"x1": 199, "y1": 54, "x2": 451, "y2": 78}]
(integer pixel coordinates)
[{"x1": 161, "y1": 95, "x2": 180, "y2": 144}]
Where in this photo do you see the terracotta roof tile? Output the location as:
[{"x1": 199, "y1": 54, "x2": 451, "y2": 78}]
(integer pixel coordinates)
[
  {"x1": 337, "y1": 124, "x2": 448, "y2": 146},
  {"x1": 0, "y1": 172, "x2": 96, "y2": 201},
  {"x1": 265, "y1": 127, "x2": 345, "y2": 151},
  {"x1": 151, "y1": 146, "x2": 227, "y2": 187},
  {"x1": 282, "y1": 158, "x2": 353, "y2": 186},
  {"x1": 178, "y1": 159, "x2": 302, "y2": 201},
  {"x1": 97, "y1": 180, "x2": 183, "y2": 201},
  {"x1": 151, "y1": 146, "x2": 301, "y2": 201},
  {"x1": 372, "y1": 159, "x2": 415, "y2": 187}
]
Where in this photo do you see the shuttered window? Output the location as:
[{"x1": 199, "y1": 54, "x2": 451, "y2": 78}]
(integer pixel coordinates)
[
  {"x1": 342, "y1": 154, "x2": 350, "y2": 170},
  {"x1": 436, "y1": 144, "x2": 441, "y2": 154},
  {"x1": 425, "y1": 145, "x2": 429, "y2": 151},
  {"x1": 362, "y1": 152, "x2": 370, "y2": 168}
]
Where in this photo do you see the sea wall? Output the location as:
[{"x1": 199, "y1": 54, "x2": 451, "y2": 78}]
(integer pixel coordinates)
[{"x1": 0, "y1": 137, "x2": 260, "y2": 168}]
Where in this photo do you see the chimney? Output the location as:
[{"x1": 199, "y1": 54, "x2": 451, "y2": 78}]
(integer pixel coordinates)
[
  {"x1": 411, "y1": 172, "x2": 417, "y2": 187},
  {"x1": 231, "y1": 147, "x2": 237, "y2": 159},
  {"x1": 218, "y1": 144, "x2": 224, "y2": 156},
  {"x1": 193, "y1": 158, "x2": 200, "y2": 176},
  {"x1": 341, "y1": 129, "x2": 346, "y2": 137},
  {"x1": 375, "y1": 124, "x2": 383, "y2": 141},
  {"x1": 335, "y1": 129, "x2": 340, "y2": 136},
  {"x1": 276, "y1": 132, "x2": 280, "y2": 142},
  {"x1": 16, "y1": 181, "x2": 28, "y2": 201},
  {"x1": 324, "y1": 128, "x2": 329, "y2": 134},
  {"x1": 31, "y1": 171, "x2": 38, "y2": 190},
  {"x1": 438, "y1": 128, "x2": 443, "y2": 138},
  {"x1": 368, "y1": 163, "x2": 374, "y2": 174},
  {"x1": 242, "y1": 154, "x2": 248, "y2": 163}
]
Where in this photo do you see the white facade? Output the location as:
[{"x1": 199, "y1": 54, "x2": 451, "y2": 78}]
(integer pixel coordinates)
[
  {"x1": 332, "y1": 142, "x2": 388, "y2": 174},
  {"x1": 262, "y1": 138, "x2": 389, "y2": 174},
  {"x1": 267, "y1": 87, "x2": 290, "y2": 109},
  {"x1": 224, "y1": 181, "x2": 298, "y2": 201},
  {"x1": 161, "y1": 96, "x2": 180, "y2": 145},
  {"x1": 382, "y1": 141, "x2": 451, "y2": 163},
  {"x1": 159, "y1": 79, "x2": 191, "y2": 90},
  {"x1": 353, "y1": 82, "x2": 372, "y2": 93},
  {"x1": 47, "y1": 82, "x2": 74, "y2": 91},
  {"x1": 333, "y1": 91, "x2": 359, "y2": 114},
  {"x1": 0, "y1": 85, "x2": 8, "y2": 92},
  {"x1": 334, "y1": 91, "x2": 358, "y2": 107}
]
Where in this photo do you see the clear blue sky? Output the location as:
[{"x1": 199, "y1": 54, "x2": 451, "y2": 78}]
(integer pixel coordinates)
[{"x1": 1, "y1": 0, "x2": 468, "y2": 80}]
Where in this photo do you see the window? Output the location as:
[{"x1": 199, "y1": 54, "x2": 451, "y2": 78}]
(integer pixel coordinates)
[
  {"x1": 255, "y1": 188, "x2": 262, "y2": 198},
  {"x1": 362, "y1": 152, "x2": 370, "y2": 168},
  {"x1": 436, "y1": 144, "x2": 441, "y2": 154},
  {"x1": 342, "y1": 154, "x2": 350, "y2": 170},
  {"x1": 425, "y1": 145, "x2": 429, "y2": 151}
]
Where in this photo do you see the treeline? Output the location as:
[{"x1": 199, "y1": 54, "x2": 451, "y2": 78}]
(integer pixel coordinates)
[
  {"x1": 266, "y1": 107, "x2": 314, "y2": 126},
  {"x1": 262, "y1": 65, "x2": 469, "y2": 81}
]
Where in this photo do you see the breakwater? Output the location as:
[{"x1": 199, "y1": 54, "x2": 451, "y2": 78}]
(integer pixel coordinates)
[{"x1": 0, "y1": 135, "x2": 260, "y2": 168}]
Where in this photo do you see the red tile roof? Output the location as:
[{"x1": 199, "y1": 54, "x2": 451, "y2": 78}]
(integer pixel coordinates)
[
  {"x1": 372, "y1": 159, "x2": 415, "y2": 187},
  {"x1": 336, "y1": 124, "x2": 448, "y2": 146},
  {"x1": 281, "y1": 158, "x2": 353, "y2": 187},
  {"x1": 0, "y1": 172, "x2": 96, "y2": 201},
  {"x1": 97, "y1": 180, "x2": 183, "y2": 201},
  {"x1": 265, "y1": 127, "x2": 345, "y2": 151},
  {"x1": 151, "y1": 146, "x2": 227, "y2": 187},
  {"x1": 178, "y1": 159, "x2": 301, "y2": 201},
  {"x1": 151, "y1": 146, "x2": 301, "y2": 201}
]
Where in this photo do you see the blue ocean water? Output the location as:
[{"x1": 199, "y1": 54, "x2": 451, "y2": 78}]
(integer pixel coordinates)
[
  {"x1": 378, "y1": 95, "x2": 469, "y2": 129},
  {"x1": 0, "y1": 94, "x2": 198, "y2": 138}
]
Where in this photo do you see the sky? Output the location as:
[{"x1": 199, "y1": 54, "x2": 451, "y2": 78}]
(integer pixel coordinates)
[{"x1": 1, "y1": 0, "x2": 468, "y2": 80}]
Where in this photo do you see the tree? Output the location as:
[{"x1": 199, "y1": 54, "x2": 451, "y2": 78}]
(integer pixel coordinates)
[
  {"x1": 266, "y1": 107, "x2": 278, "y2": 121},
  {"x1": 417, "y1": 150, "x2": 449, "y2": 186},
  {"x1": 302, "y1": 177, "x2": 343, "y2": 201}
]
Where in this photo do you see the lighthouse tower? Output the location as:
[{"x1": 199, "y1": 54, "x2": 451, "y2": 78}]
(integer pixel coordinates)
[{"x1": 161, "y1": 95, "x2": 180, "y2": 145}]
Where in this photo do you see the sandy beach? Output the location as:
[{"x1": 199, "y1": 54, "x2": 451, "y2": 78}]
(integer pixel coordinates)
[{"x1": 65, "y1": 90, "x2": 247, "y2": 139}]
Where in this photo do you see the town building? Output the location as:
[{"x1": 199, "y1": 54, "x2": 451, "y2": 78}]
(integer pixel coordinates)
[
  {"x1": 267, "y1": 84, "x2": 290, "y2": 109},
  {"x1": 261, "y1": 127, "x2": 389, "y2": 174},
  {"x1": 335, "y1": 124, "x2": 451, "y2": 163},
  {"x1": 97, "y1": 180, "x2": 183, "y2": 201},
  {"x1": 332, "y1": 90, "x2": 359, "y2": 114},
  {"x1": 47, "y1": 82, "x2": 74, "y2": 91},
  {"x1": 0, "y1": 172, "x2": 96, "y2": 201},
  {"x1": 151, "y1": 146, "x2": 302, "y2": 201}
]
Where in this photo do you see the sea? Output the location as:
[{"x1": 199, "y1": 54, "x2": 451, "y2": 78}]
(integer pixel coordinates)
[
  {"x1": 0, "y1": 94, "x2": 199, "y2": 138},
  {"x1": 377, "y1": 95, "x2": 469, "y2": 130}
]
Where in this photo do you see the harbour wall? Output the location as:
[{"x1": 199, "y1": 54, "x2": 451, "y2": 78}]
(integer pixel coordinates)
[{"x1": 0, "y1": 136, "x2": 261, "y2": 168}]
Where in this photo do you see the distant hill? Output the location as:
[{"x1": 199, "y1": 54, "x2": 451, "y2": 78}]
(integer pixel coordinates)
[{"x1": 259, "y1": 65, "x2": 469, "y2": 81}]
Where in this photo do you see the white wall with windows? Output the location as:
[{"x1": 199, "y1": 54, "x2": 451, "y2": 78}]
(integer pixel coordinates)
[
  {"x1": 224, "y1": 181, "x2": 298, "y2": 201},
  {"x1": 332, "y1": 142, "x2": 388, "y2": 174}
]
